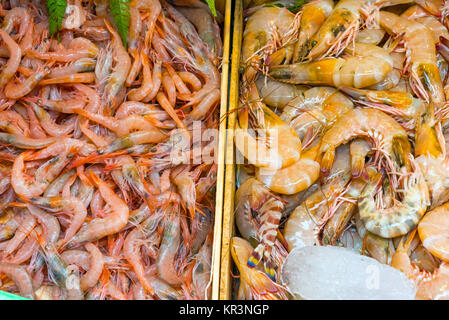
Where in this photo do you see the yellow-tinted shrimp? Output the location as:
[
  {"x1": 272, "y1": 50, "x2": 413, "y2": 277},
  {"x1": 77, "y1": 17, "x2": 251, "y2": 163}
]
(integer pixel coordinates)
[
  {"x1": 318, "y1": 108, "x2": 411, "y2": 175},
  {"x1": 270, "y1": 43, "x2": 393, "y2": 89},
  {"x1": 292, "y1": 0, "x2": 334, "y2": 62},
  {"x1": 379, "y1": 11, "x2": 445, "y2": 105}
]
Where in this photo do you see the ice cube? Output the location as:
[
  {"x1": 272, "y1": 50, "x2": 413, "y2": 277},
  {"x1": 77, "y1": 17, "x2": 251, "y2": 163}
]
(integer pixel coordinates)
[{"x1": 281, "y1": 246, "x2": 416, "y2": 300}]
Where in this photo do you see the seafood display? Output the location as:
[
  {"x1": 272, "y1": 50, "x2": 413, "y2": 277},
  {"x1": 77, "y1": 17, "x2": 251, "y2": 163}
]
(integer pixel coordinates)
[
  {"x1": 0, "y1": 0, "x2": 222, "y2": 300},
  {"x1": 232, "y1": 0, "x2": 449, "y2": 300}
]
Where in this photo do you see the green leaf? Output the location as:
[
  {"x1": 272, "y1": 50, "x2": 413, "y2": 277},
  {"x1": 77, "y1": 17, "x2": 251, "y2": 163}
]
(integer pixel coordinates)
[
  {"x1": 109, "y1": 0, "x2": 130, "y2": 48},
  {"x1": 205, "y1": 0, "x2": 217, "y2": 17},
  {"x1": 287, "y1": 0, "x2": 306, "y2": 12},
  {"x1": 47, "y1": 0, "x2": 67, "y2": 36}
]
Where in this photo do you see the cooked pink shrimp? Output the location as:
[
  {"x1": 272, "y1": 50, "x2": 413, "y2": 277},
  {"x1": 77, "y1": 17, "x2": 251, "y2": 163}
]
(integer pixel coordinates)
[
  {"x1": 136, "y1": 0, "x2": 162, "y2": 46},
  {"x1": 128, "y1": 4, "x2": 142, "y2": 53},
  {"x1": 81, "y1": 243, "x2": 104, "y2": 291},
  {"x1": 61, "y1": 250, "x2": 91, "y2": 271},
  {"x1": 177, "y1": 71, "x2": 201, "y2": 92},
  {"x1": 163, "y1": 4, "x2": 220, "y2": 107},
  {"x1": 47, "y1": 58, "x2": 96, "y2": 79},
  {"x1": 67, "y1": 171, "x2": 129, "y2": 246},
  {"x1": 25, "y1": 38, "x2": 98, "y2": 62},
  {"x1": 2, "y1": 7, "x2": 32, "y2": 41},
  {"x1": 26, "y1": 205, "x2": 61, "y2": 245},
  {"x1": 127, "y1": 51, "x2": 153, "y2": 101},
  {"x1": 0, "y1": 29, "x2": 21, "y2": 86},
  {"x1": 0, "y1": 263, "x2": 34, "y2": 299},
  {"x1": 166, "y1": 64, "x2": 191, "y2": 96},
  {"x1": 4, "y1": 211, "x2": 36, "y2": 256},
  {"x1": 156, "y1": 92, "x2": 188, "y2": 132},
  {"x1": 25, "y1": 105, "x2": 47, "y2": 139},
  {"x1": 115, "y1": 101, "x2": 168, "y2": 121},
  {"x1": 187, "y1": 88, "x2": 220, "y2": 121},
  {"x1": 0, "y1": 110, "x2": 31, "y2": 137},
  {"x1": 103, "y1": 20, "x2": 131, "y2": 106},
  {"x1": 4, "y1": 235, "x2": 39, "y2": 265},
  {"x1": 162, "y1": 72, "x2": 176, "y2": 107},
  {"x1": 11, "y1": 151, "x2": 71, "y2": 198},
  {"x1": 172, "y1": 167, "x2": 196, "y2": 218},
  {"x1": 151, "y1": 32, "x2": 171, "y2": 62},
  {"x1": 124, "y1": 228, "x2": 155, "y2": 295},
  {"x1": 28, "y1": 94, "x2": 87, "y2": 114},
  {"x1": 74, "y1": 108, "x2": 157, "y2": 137},
  {"x1": 39, "y1": 72, "x2": 96, "y2": 85},
  {"x1": 29, "y1": 104, "x2": 76, "y2": 137},
  {"x1": 156, "y1": 210, "x2": 183, "y2": 285},
  {"x1": 29, "y1": 196, "x2": 87, "y2": 246},
  {"x1": 0, "y1": 132, "x2": 56, "y2": 149},
  {"x1": 4, "y1": 64, "x2": 50, "y2": 99},
  {"x1": 25, "y1": 137, "x2": 95, "y2": 161},
  {"x1": 142, "y1": 60, "x2": 162, "y2": 103},
  {"x1": 125, "y1": 50, "x2": 142, "y2": 87},
  {"x1": 97, "y1": 129, "x2": 168, "y2": 154}
]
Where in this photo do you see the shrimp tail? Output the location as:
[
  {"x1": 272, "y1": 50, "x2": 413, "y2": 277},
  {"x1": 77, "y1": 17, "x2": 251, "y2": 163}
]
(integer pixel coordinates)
[{"x1": 247, "y1": 244, "x2": 263, "y2": 268}]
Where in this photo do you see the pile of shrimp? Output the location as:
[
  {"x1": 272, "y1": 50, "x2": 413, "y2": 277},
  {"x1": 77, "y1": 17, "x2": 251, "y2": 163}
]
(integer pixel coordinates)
[
  {"x1": 232, "y1": 0, "x2": 449, "y2": 300},
  {"x1": 0, "y1": 0, "x2": 222, "y2": 300}
]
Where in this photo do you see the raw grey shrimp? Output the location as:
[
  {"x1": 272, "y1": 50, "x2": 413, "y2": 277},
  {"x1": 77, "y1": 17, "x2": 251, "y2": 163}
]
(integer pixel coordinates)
[
  {"x1": 356, "y1": 213, "x2": 396, "y2": 264},
  {"x1": 358, "y1": 164, "x2": 430, "y2": 238},
  {"x1": 321, "y1": 175, "x2": 370, "y2": 246}
]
